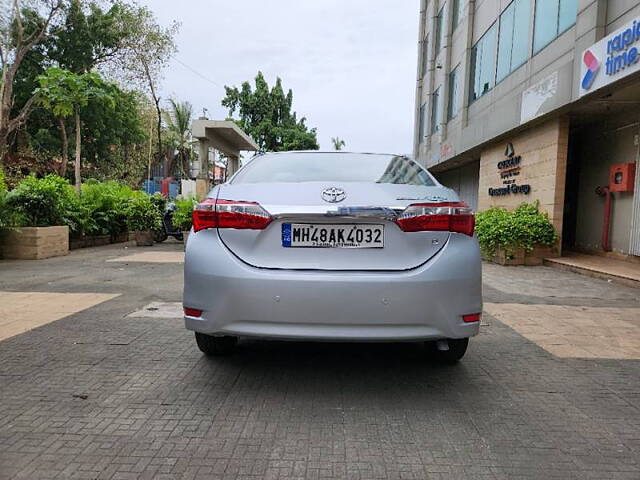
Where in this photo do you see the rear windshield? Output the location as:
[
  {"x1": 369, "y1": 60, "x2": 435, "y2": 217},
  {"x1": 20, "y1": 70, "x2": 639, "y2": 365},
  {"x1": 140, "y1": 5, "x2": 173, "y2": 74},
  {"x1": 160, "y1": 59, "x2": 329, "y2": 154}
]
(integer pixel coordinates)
[{"x1": 231, "y1": 153, "x2": 436, "y2": 186}]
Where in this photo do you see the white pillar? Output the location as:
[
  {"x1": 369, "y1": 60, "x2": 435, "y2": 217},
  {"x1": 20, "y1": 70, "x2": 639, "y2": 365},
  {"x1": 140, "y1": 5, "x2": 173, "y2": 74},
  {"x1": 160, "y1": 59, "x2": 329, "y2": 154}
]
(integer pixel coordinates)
[
  {"x1": 227, "y1": 154, "x2": 240, "y2": 177},
  {"x1": 197, "y1": 139, "x2": 209, "y2": 180}
]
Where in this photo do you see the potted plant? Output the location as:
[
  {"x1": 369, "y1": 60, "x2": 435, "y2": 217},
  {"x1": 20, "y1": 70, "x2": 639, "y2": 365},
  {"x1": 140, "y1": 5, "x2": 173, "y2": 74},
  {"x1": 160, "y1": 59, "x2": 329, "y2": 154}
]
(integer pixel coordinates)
[
  {"x1": 2, "y1": 175, "x2": 75, "y2": 259},
  {"x1": 125, "y1": 194, "x2": 162, "y2": 246},
  {"x1": 475, "y1": 202, "x2": 557, "y2": 266},
  {"x1": 172, "y1": 196, "x2": 197, "y2": 247}
]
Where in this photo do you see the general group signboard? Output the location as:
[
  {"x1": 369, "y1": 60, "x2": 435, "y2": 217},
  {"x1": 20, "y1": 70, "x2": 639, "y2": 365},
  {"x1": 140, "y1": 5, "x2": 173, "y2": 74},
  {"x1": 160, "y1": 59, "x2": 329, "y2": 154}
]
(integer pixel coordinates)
[
  {"x1": 487, "y1": 143, "x2": 532, "y2": 197},
  {"x1": 579, "y1": 17, "x2": 640, "y2": 97}
]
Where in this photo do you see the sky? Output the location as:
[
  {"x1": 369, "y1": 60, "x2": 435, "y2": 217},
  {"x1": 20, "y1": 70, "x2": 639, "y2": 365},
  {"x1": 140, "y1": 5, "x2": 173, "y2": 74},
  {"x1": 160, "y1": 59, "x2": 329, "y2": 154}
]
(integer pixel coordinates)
[{"x1": 140, "y1": 0, "x2": 420, "y2": 155}]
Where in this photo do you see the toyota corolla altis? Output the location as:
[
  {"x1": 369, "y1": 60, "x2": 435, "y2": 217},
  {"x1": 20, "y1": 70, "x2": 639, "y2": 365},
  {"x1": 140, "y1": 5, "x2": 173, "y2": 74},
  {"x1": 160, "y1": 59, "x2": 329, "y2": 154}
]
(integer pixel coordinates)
[{"x1": 183, "y1": 152, "x2": 482, "y2": 361}]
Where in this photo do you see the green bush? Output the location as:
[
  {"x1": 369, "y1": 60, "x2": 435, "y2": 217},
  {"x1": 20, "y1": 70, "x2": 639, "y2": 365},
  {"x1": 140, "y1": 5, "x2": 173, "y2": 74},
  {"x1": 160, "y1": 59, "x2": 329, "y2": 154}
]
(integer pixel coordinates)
[
  {"x1": 5, "y1": 174, "x2": 78, "y2": 228},
  {"x1": 78, "y1": 181, "x2": 135, "y2": 237},
  {"x1": 475, "y1": 202, "x2": 557, "y2": 258},
  {"x1": 1, "y1": 174, "x2": 170, "y2": 238},
  {"x1": 173, "y1": 196, "x2": 197, "y2": 231},
  {"x1": 0, "y1": 169, "x2": 7, "y2": 229},
  {"x1": 149, "y1": 192, "x2": 167, "y2": 218},
  {"x1": 125, "y1": 194, "x2": 162, "y2": 232}
]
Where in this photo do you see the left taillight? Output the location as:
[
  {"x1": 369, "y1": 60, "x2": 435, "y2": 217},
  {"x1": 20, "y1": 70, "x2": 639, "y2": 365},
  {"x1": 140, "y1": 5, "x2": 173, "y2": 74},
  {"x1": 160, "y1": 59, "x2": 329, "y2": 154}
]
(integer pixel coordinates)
[
  {"x1": 192, "y1": 198, "x2": 272, "y2": 232},
  {"x1": 184, "y1": 307, "x2": 203, "y2": 317},
  {"x1": 395, "y1": 202, "x2": 475, "y2": 236}
]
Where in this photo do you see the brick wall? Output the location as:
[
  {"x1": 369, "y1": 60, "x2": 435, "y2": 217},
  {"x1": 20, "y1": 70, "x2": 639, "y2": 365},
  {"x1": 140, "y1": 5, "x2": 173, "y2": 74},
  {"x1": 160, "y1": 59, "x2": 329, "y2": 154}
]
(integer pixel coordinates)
[{"x1": 478, "y1": 116, "x2": 569, "y2": 241}]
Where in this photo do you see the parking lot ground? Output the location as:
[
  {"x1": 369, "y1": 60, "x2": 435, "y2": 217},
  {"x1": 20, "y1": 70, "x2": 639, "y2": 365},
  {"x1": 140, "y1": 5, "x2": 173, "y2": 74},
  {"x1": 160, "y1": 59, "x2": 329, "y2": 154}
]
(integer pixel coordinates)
[{"x1": 1, "y1": 243, "x2": 639, "y2": 480}]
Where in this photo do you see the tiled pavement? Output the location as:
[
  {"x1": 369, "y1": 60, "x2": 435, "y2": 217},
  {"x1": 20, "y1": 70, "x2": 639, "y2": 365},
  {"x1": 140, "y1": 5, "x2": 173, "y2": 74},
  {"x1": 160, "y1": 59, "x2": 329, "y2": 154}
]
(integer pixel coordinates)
[
  {"x1": 544, "y1": 253, "x2": 640, "y2": 287},
  {"x1": 0, "y1": 243, "x2": 639, "y2": 479}
]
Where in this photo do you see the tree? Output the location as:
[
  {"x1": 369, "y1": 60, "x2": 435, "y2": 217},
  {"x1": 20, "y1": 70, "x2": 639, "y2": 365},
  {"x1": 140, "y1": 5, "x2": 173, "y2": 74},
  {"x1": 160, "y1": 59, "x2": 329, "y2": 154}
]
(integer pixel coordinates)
[
  {"x1": 46, "y1": 0, "x2": 176, "y2": 176},
  {"x1": 113, "y1": 5, "x2": 178, "y2": 173},
  {"x1": 8, "y1": 0, "x2": 164, "y2": 181},
  {"x1": 47, "y1": 0, "x2": 131, "y2": 74},
  {"x1": 222, "y1": 72, "x2": 319, "y2": 152},
  {"x1": 0, "y1": 0, "x2": 63, "y2": 160},
  {"x1": 35, "y1": 67, "x2": 114, "y2": 191},
  {"x1": 79, "y1": 87, "x2": 147, "y2": 183},
  {"x1": 164, "y1": 98, "x2": 193, "y2": 177},
  {"x1": 331, "y1": 137, "x2": 346, "y2": 151}
]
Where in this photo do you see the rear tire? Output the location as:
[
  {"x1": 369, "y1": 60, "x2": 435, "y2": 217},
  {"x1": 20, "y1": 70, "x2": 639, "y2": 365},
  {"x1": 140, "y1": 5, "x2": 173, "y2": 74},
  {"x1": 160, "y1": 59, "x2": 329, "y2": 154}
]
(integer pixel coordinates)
[
  {"x1": 154, "y1": 228, "x2": 168, "y2": 243},
  {"x1": 195, "y1": 332, "x2": 237, "y2": 356},
  {"x1": 426, "y1": 338, "x2": 468, "y2": 363}
]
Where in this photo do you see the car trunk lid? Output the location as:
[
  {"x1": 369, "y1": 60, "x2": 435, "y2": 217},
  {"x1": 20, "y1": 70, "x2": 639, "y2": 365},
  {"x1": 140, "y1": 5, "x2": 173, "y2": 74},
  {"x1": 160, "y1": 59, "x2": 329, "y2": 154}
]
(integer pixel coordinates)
[{"x1": 215, "y1": 182, "x2": 453, "y2": 271}]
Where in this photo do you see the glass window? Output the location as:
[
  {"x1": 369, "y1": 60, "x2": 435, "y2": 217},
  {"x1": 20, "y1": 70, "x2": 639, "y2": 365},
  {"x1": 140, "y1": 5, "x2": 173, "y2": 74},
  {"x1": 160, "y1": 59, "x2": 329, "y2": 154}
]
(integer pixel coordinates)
[
  {"x1": 496, "y1": 2, "x2": 515, "y2": 82},
  {"x1": 534, "y1": 0, "x2": 559, "y2": 52},
  {"x1": 558, "y1": 0, "x2": 577, "y2": 33},
  {"x1": 534, "y1": 0, "x2": 576, "y2": 53},
  {"x1": 232, "y1": 153, "x2": 436, "y2": 186},
  {"x1": 470, "y1": 23, "x2": 497, "y2": 101},
  {"x1": 447, "y1": 65, "x2": 461, "y2": 121},
  {"x1": 418, "y1": 103, "x2": 426, "y2": 143},
  {"x1": 452, "y1": 0, "x2": 464, "y2": 29},
  {"x1": 434, "y1": 6, "x2": 445, "y2": 54},
  {"x1": 512, "y1": 0, "x2": 530, "y2": 67},
  {"x1": 496, "y1": 0, "x2": 530, "y2": 82},
  {"x1": 430, "y1": 87, "x2": 441, "y2": 134}
]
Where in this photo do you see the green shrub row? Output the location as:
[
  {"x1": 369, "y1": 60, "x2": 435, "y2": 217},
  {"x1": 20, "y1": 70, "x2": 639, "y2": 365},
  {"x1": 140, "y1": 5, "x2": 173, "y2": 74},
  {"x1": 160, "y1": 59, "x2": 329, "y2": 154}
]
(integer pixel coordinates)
[
  {"x1": 475, "y1": 202, "x2": 557, "y2": 258},
  {"x1": 0, "y1": 174, "x2": 163, "y2": 236},
  {"x1": 0, "y1": 169, "x2": 8, "y2": 229},
  {"x1": 172, "y1": 196, "x2": 197, "y2": 231}
]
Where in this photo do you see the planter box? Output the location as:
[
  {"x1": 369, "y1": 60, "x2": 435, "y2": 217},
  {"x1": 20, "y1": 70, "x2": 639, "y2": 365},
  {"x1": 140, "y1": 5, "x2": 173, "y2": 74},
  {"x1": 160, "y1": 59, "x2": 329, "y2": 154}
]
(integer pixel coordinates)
[
  {"x1": 92, "y1": 234, "x2": 110, "y2": 247},
  {"x1": 135, "y1": 231, "x2": 154, "y2": 246},
  {"x1": 1, "y1": 226, "x2": 69, "y2": 260},
  {"x1": 486, "y1": 245, "x2": 556, "y2": 266},
  {"x1": 492, "y1": 247, "x2": 526, "y2": 266},
  {"x1": 525, "y1": 246, "x2": 555, "y2": 266},
  {"x1": 111, "y1": 232, "x2": 128, "y2": 244},
  {"x1": 69, "y1": 237, "x2": 86, "y2": 250},
  {"x1": 128, "y1": 231, "x2": 136, "y2": 242}
]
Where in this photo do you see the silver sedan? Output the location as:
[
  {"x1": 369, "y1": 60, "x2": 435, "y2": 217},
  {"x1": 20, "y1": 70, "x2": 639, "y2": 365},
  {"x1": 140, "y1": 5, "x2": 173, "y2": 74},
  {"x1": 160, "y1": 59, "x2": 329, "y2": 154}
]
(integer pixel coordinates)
[{"x1": 183, "y1": 152, "x2": 482, "y2": 361}]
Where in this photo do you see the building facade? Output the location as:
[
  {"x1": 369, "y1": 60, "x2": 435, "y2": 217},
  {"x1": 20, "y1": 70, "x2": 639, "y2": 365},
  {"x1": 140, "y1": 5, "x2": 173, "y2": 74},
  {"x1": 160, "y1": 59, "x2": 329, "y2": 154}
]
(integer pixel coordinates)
[{"x1": 414, "y1": 0, "x2": 640, "y2": 257}]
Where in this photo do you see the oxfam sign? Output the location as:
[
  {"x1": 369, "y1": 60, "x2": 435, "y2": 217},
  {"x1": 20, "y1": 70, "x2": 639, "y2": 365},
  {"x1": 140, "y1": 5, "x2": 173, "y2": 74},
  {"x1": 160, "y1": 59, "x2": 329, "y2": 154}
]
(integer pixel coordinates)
[{"x1": 579, "y1": 18, "x2": 640, "y2": 97}]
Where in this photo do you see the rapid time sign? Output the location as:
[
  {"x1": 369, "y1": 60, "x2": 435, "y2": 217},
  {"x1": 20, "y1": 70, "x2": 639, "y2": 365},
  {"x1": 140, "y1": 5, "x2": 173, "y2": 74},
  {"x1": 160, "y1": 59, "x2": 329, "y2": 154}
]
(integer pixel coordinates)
[{"x1": 579, "y1": 18, "x2": 640, "y2": 97}]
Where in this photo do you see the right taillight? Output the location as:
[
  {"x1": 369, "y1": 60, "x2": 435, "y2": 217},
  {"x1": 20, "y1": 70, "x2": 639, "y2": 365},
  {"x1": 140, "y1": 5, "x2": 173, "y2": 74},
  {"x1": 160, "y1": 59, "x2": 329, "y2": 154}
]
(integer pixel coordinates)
[
  {"x1": 193, "y1": 198, "x2": 272, "y2": 232},
  {"x1": 395, "y1": 202, "x2": 475, "y2": 236},
  {"x1": 462, "y1": 313, "x2": 481, "y2": 323}
]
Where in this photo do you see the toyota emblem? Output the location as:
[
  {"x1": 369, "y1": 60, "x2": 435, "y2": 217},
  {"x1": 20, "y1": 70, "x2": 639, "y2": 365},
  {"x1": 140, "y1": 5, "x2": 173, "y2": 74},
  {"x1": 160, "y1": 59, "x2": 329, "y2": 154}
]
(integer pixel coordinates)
[{"x1": 321, "y1": 187, "x2": 347, "y2": 203}]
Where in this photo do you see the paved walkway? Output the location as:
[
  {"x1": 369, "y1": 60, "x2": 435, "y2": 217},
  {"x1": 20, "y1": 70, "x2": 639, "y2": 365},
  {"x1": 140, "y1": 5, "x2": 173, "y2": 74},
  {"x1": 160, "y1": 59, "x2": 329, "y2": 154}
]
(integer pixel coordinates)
[
  {"x1": 0, "y1": 244, "x2": 639, "y2": 479},
  {"x1": 0, "y1": 292, "x2": 119, "y2": 341},
  {"x1": 545, "y1": 252, "x2": 640, "y2": 287}
]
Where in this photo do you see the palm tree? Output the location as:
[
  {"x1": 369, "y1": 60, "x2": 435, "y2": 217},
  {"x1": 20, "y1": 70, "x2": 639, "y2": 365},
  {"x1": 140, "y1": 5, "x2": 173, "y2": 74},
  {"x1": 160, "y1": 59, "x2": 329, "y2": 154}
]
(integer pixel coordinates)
[
  {"x1": 331, "y1": 137, "x2": 346, "y2": 151},
  {"x1": 164, "y1": 99, "x2": 193, "y2": 177}
]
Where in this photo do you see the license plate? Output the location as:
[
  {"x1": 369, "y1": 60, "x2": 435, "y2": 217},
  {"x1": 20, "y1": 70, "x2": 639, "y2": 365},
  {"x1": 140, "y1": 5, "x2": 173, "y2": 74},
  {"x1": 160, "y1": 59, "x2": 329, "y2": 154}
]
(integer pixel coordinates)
[{"x1": 282, "y1": 223, "x2": 384, "y2": 248}]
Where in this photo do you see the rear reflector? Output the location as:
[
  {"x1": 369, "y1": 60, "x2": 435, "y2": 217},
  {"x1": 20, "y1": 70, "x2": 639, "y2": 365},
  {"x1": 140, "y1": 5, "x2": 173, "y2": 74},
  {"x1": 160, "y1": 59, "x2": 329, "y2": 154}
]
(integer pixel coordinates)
[
  {"x1": 462, "y1": 313, "x2": 481, "y2": 323},
  {"x1": 395, "y1": 202, "x2": 475, "y2": 236},
  {"x1": 184, "y1": 307, "x2": 203, "y2": 317},
  {"x1": 193, "y1": 198, "x2": 272, "y2": 232}
]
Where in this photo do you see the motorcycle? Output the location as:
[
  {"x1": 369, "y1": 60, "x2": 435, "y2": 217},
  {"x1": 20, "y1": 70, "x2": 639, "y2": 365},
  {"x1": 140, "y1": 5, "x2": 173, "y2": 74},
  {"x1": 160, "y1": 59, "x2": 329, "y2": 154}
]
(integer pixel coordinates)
[{"x1": 154, "y1": 202, "x2": 184, "y2": 243}]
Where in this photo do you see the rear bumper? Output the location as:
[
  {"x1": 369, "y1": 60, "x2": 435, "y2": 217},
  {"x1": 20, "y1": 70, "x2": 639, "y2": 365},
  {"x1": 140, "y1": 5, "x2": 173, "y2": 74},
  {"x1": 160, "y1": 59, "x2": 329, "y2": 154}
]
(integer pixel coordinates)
[{"x1": 183, "y1": 231, "x2": 482, "y2": 341}]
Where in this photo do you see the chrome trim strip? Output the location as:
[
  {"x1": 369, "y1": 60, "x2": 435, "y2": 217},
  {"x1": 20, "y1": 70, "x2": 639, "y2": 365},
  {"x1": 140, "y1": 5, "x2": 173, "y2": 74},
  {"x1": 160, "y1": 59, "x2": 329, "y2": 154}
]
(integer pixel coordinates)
[{"x1": 263, "y1": 205, "x2": 404, "y2": 220}]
